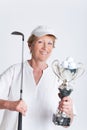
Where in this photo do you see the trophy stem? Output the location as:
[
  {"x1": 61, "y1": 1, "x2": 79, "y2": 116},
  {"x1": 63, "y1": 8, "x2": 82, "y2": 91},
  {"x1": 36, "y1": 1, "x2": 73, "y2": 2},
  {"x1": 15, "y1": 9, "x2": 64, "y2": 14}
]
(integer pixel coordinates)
[{"x1": 52, "y1": 85, "x2": 72, "y2": 126}]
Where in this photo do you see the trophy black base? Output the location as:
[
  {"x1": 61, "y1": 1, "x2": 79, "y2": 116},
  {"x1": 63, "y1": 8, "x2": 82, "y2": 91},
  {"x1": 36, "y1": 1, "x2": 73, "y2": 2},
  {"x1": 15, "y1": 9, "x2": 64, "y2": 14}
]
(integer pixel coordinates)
[{"x1": 52, "y1": 114, "x2": 71, "y2": 126}]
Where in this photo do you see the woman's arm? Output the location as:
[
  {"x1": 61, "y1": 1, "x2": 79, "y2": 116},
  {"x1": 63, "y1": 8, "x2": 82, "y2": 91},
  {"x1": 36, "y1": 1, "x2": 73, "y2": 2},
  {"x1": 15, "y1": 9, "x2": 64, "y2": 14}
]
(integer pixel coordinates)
[{"x1": 0, "y1": 99, "x2": 27, "y2": 116}]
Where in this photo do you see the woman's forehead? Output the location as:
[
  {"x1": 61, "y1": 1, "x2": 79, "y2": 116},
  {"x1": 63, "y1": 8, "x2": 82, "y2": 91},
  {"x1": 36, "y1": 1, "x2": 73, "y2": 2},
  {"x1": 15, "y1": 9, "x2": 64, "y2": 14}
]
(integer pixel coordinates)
[{"x1": 36, "y1": 35, "x2": 55, "y2": 41}]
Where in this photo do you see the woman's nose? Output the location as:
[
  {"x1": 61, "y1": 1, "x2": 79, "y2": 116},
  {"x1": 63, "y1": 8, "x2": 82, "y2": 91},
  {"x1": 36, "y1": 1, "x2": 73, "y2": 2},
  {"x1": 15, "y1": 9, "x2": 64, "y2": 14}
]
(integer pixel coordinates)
[{"x1": 43, "y1": 42, "x2": 47, "y2": 49}]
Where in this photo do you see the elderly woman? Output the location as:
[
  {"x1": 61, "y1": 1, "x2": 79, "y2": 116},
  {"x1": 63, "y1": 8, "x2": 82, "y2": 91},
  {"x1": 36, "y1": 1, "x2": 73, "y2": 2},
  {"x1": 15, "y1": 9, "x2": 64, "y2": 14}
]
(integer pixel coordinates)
[{"x1": 0, "y1": 25, "x2": 74, "y2": 130}]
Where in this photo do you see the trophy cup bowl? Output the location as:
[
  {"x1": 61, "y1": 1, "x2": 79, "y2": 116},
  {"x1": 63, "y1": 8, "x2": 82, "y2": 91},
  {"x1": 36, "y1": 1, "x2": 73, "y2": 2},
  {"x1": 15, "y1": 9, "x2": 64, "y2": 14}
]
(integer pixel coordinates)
[{"x1": 52, "y1": 57, "x2": 84, "y2": 126}]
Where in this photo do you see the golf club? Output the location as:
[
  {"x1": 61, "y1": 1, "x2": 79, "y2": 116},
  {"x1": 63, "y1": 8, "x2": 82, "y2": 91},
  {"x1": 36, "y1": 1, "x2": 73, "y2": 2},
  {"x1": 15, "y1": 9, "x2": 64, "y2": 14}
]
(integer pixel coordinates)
[{"x1": 11, "y1": 31, "x2": 24, "y2": 130}]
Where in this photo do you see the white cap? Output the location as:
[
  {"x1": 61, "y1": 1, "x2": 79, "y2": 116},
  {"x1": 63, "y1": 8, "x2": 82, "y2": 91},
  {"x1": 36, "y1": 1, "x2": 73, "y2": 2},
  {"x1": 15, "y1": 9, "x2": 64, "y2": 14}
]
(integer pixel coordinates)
[{"x1": 31, "y1": 25, "x2": 57, "y2": 38}]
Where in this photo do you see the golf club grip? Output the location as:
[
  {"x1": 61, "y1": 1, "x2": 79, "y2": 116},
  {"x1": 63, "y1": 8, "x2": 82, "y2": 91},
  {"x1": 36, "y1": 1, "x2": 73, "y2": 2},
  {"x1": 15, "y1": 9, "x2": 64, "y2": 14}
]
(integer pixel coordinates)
[{"x1": 18, "y1": 112, "x2": 22, "y2": 130}]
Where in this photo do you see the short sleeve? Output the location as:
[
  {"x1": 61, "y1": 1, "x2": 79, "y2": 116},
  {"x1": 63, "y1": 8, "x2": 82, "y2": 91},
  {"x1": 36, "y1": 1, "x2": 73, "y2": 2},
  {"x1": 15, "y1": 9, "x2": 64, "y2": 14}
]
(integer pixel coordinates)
[{"x1": 0, "y1": 66, "x2": 15, "y2": 99}]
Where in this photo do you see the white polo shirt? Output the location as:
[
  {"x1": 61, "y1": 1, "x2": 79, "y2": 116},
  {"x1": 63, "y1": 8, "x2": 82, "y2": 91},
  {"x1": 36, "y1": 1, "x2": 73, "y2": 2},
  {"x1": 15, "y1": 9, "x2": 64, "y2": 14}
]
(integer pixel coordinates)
[{"x1": 0, "y1": 61, "x2": 61, "y2": 130}]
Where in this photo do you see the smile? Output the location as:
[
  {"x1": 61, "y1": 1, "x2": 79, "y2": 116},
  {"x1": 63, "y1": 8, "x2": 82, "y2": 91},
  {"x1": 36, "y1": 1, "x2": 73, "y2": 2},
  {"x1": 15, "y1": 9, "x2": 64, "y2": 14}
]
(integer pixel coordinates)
[{"x1": 40, "y1": 51, "x2": 48, "y2": 55}]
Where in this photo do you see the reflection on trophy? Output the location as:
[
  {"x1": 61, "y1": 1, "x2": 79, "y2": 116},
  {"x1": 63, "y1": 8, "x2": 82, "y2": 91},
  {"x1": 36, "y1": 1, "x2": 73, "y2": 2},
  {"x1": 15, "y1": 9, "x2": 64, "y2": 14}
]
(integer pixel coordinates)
[{"x1": 52, "y1": 57, "x2": 84, "y2": 126}]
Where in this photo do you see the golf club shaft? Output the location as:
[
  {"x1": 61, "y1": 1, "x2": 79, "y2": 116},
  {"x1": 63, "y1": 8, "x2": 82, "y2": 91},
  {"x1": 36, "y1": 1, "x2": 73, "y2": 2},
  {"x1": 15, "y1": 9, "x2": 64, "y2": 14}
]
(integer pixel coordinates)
[
  {"x1": 11, "y1": 31, "x2": 24, "y2": 130},
  {"x1": 18, "y1": 37, "x2": 24, "y2": 130}
]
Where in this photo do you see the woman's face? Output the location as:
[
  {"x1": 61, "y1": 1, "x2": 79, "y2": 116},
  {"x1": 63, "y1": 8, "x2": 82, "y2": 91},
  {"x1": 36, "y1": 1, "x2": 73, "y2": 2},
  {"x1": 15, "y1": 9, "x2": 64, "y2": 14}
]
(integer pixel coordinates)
[{"x1": 30, "y1": 35, "x2": 54, "y2": 62}]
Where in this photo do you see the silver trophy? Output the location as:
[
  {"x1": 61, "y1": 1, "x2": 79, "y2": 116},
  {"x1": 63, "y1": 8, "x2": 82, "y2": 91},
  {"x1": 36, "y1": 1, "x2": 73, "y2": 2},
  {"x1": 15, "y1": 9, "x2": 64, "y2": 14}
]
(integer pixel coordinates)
[{"x1": 52, "y1": 57, "x2": 84, "y2": 126}]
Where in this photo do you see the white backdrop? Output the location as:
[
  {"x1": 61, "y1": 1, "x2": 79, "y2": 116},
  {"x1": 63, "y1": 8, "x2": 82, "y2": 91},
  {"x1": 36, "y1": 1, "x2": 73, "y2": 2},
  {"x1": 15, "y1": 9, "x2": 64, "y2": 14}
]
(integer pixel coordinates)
[{"x1": 0, "y1": 0, "x2": 87, "y2": 130}]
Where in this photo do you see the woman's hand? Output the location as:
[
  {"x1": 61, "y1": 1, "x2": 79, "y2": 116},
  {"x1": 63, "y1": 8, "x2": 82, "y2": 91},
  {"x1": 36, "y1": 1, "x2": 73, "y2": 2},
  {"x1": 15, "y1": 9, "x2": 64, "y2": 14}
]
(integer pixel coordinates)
[
  {"x1": 58, "y1": 96, "x2": 74, "y2": 123},
  {"x1": 5, "y1": 100, "x2": 27, "y2": 116}
]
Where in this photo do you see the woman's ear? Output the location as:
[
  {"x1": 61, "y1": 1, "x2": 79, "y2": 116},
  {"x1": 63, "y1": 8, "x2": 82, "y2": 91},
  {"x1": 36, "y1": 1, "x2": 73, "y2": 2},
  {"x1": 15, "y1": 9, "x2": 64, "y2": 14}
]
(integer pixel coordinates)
[{"x1": 29, "y1": 45, "x2": 32, "y2": 53}]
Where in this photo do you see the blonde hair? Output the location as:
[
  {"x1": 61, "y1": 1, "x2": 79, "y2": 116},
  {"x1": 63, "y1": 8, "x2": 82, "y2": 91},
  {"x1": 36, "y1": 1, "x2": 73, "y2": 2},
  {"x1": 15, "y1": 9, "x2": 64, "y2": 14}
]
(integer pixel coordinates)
[{"x1": 27, "y1": 34, "x2": 56, "y2": 48}]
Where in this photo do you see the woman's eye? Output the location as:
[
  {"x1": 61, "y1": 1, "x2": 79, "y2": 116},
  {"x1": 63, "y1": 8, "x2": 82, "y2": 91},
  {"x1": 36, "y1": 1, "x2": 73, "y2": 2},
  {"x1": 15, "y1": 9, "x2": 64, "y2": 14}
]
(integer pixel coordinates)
[
  {"x1": 37, "y1": 40, "x2": 43, "y2": 43},
  {"x1": 48, "y1": 42, "x2": 53, "y2": 45}
]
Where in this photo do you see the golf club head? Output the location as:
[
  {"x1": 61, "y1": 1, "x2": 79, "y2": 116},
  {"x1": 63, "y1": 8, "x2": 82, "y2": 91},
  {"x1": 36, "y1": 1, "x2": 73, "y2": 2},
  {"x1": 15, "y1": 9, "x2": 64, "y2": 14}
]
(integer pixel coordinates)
[{"x1": 11, "y1": 31, "x2": 24, "y2": 41}]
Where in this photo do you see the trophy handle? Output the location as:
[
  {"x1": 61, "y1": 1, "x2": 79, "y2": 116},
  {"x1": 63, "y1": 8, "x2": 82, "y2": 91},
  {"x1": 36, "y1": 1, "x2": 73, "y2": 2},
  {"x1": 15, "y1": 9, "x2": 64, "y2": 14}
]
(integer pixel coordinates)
[
  {"x1": 69, "y1": 63, "x2": 85, "y2": 82},
  {"x1": 52, "y1": 60, "x2": 64, "y2": 81},
  {"x1": 77, "y1": 63, "x2": 85, "y2": 77}
]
